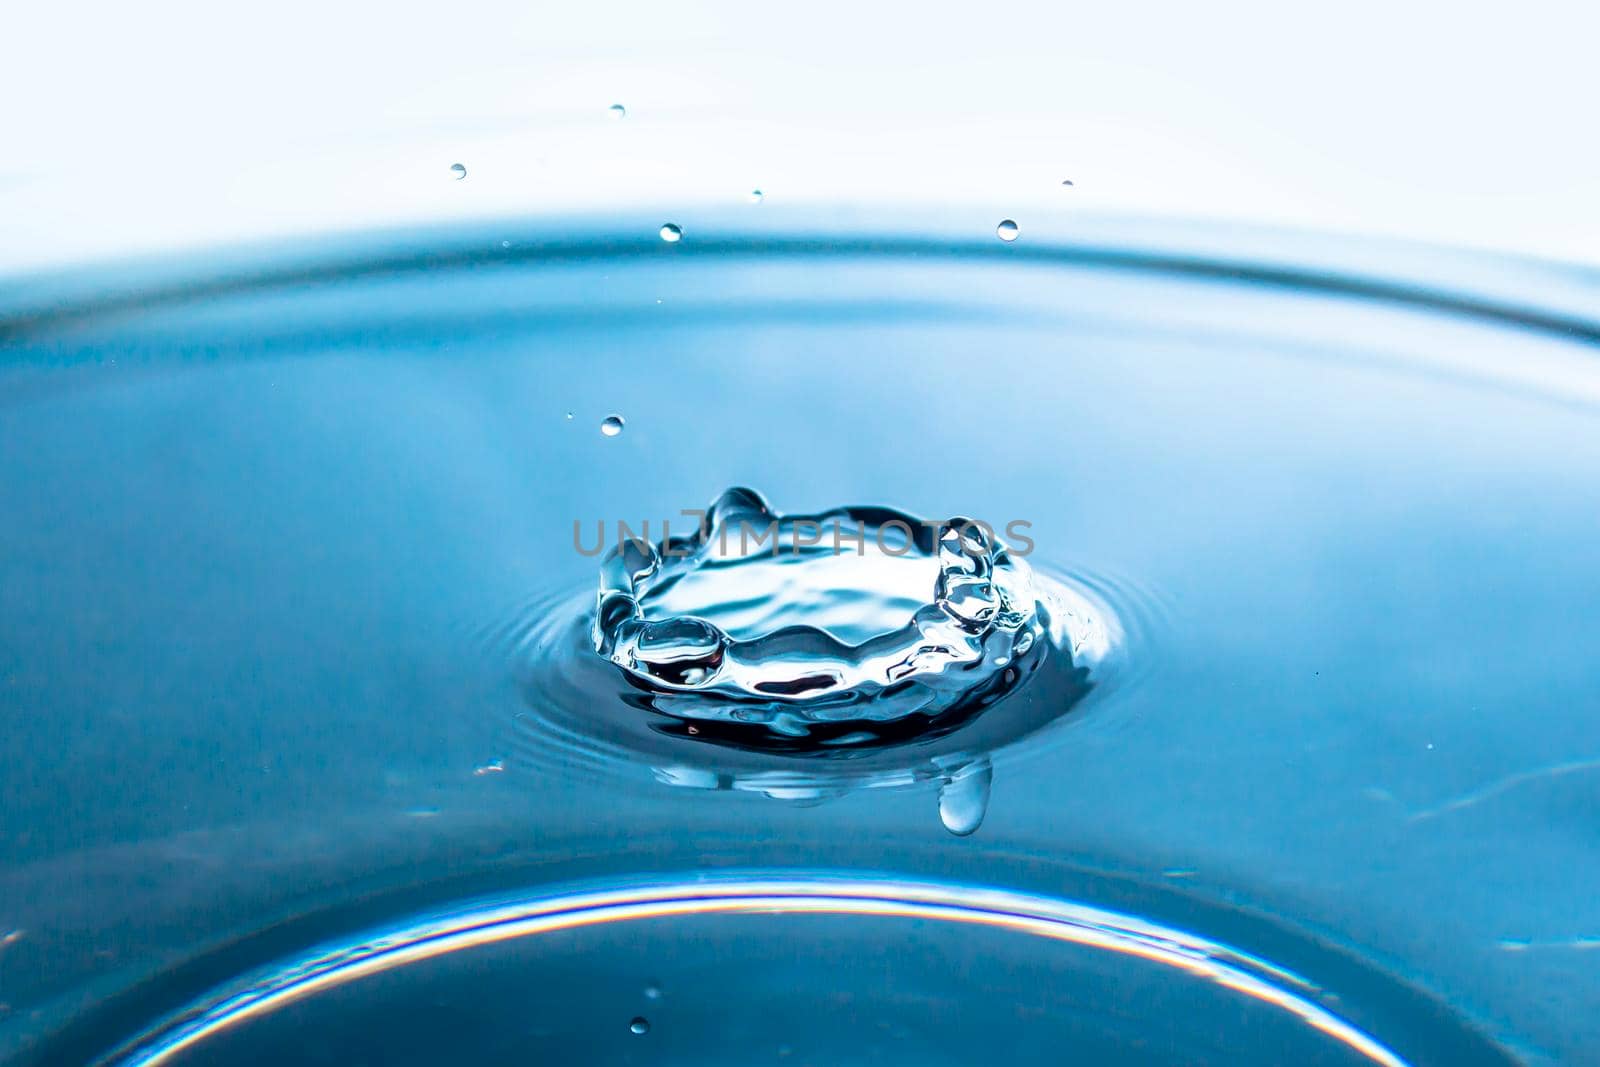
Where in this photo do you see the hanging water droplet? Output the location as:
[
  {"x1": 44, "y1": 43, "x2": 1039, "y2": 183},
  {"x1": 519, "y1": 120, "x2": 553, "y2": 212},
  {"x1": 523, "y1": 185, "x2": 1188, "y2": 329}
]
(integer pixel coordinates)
[
  {"x1": 996, "y1": 219, "x2": 1019, "y2": 242},
  {"x1": 601, "y1": 415, "x2": 626, "y2": 437},
  {"x1": 608, "y1": 103, "x2": 627, "y2": 119},
  {"x1": 748, "y1": 189, "x2": 764, "y2": 204},
  {"x1": 449, "y1": 163, "x2": 467, "y2": 180},
  {"x1": 629, "y1": 1017, "x2": 650, "y2": 1035},
  {"x1": 937, "y1": 756, "x2": 992, "y2": 836},
  {"x1": 659, "y1": 223, "x2": 682, "y2": 243}
]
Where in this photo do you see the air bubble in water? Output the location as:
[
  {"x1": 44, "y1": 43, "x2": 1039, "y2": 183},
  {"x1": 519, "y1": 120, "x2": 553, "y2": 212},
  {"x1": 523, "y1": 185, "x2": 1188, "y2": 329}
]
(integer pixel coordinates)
[
  {"x1": 659, "y1": 223, "x2": 682, "y2": 243},
  {"x1": 996, "y1": 219, "x2": 1019, "y2": 242},
  {"x1": 601, "y1": 415, "x2": 626, "y2": 437},
  {"x1": 449, "y1": 163, "x2": 467, "y2": 180},
  {"x1": 937, "y1": 756, "x2": 993, "y2": 837},
  {"x1": 629, "y1": 1017, "x2": 650, "y2": 1035},
  {"x1": 608, "y1": 103, "x2": 626, "y2": 119}
]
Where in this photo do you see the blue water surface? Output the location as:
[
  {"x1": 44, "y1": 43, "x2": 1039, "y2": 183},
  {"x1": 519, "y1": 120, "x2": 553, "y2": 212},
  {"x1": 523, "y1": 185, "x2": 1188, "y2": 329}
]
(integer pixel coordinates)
[{"x1": 2, "y1": 215, "x2": 1598, "y2": 1064}]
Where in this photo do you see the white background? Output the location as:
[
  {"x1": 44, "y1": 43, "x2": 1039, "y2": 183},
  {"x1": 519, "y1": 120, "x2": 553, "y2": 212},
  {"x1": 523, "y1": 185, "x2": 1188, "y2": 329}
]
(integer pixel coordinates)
[{"x1": 3, "y1": 0, "x2": 1597, "y2": 271}]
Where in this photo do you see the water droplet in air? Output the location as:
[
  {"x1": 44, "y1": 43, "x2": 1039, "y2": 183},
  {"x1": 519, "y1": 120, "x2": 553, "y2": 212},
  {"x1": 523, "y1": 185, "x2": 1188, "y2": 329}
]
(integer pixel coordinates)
[
  {"x1": 450, "y1": 163, "x2": 466, "y2": 180},
  {"x1": 608, "y1": 103, "x2": 626, "y2": 119},
  {"x1": 644, "y1": 983, "x2": 662, "y2": 1000},
  {"x1": 659, "y1": 223, "x2": 682, "y2": 243},
  {"x1": 564, "y1": 412, "x2": 575, "y2": 421},
  {"x1": 472, "y1": 758, "x2": 504, "y2": 776},
  {"x1": 601, "y1": 415, "x2": 626, "y2": 437},
  {"x1": 1061, "y1": 179, "x2": 1075, "y2": 187},
  {"x1": 748, "y1": 189, "x2": 764, "y2": 203},
  {"x1": 937, "y1": 756, "x2": 992, "y2": 836},
  {"x1": 629, "y1": 1017, "x2": 650, "y2": 1035},
  {"x1": 996, "y1": 219, "x2": 1019, "y2": 242}
]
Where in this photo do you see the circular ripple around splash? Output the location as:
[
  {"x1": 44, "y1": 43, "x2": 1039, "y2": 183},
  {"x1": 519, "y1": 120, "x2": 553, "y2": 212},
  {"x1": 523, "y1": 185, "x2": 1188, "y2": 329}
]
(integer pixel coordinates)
[
  {"x1": 490, "y1": 497, "x2": 1130, "y2": 813},
  {"x1": 97, "y1": 876, "x2": 1429, "y2": 1067}
]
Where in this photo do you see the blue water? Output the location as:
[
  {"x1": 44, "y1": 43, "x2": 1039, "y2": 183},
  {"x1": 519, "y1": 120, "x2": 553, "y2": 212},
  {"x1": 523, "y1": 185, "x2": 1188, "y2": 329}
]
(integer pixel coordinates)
[{"x1": 2, "y1": 216, "x2": 1599, "y2": 1064}]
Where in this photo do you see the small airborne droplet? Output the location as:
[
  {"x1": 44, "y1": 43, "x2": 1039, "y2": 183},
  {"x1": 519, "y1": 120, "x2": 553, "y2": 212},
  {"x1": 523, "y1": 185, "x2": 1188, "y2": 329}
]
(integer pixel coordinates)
[
  {"x1": 644, "y1": 984, "x2": 662, "y2": 1000},
  {"x1": 1061, "y1": 179, "x2": 1075, "y2": 187},
  {"x1": 629, "y1": 1017, "x2": 650, "y2": 1035},
  {"x1": 449, "y1": 163, "x2": 466, "y2": 180},
  {"x1": 996, "y1": 219, "x2": 1019, "y2": 242},
  {"x1": 564, "y1": 412, "x2": 575, "y2": 421},
  {"x1": 659, "y1": 223, "x2": 682, "y2": 243},
  {"x1": 601, "y1": 415, "x2": 625, "y2": 437},
  {"x1": 748, "y1": 189, "x2": 764, "y2": 204},
  {"x1": 608, "y1": 103, "x2": 627, "y2": 119},
  {"x1": 472, "y1": 759, "x2": 504, "y2": 776}
]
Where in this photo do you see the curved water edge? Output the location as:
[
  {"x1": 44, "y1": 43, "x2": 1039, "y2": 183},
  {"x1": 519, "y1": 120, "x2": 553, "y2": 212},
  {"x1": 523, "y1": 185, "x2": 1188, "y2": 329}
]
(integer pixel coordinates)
[
  {"x1": 4, "y1": 213, "x2": 1599, "y2": 346},
  {"x1": 85, "y1": 874, "x2": 1499, "y2": 1067}
]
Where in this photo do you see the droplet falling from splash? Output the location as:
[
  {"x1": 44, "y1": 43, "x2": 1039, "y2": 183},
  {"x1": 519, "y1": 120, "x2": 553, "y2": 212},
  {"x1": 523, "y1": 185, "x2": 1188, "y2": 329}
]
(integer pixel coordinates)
[
  {"x1": 748, "y1": 189, "x2": 764, "y2": 203},
  {"x1": 996, "y1": 219, "x2": 1019, "y2": 242},
  {"x1": 629, "y1": 1017, "x2": 650, "y2": 1035},
  {"x1": 449, "y1": 163, "x2": 467, "y2": 180},
  {"x1": 601, "y1": 415, "x2": 625, "y2": 437},
  {"x1": 937, "y1": 756, "x2": 993, "y2": 836},
  {"x1": 608, "y1": 103, "x2": 627, "y2": 119},
  {"x1": 659, "y1": 223, "x2": 682, "y2": 243}
]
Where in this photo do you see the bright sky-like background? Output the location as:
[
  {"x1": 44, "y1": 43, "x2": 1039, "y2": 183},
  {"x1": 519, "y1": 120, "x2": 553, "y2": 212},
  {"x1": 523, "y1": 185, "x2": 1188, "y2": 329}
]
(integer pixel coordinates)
[{"x1": 2, "y1": 0, "x2": 1597, "y2": 272}]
